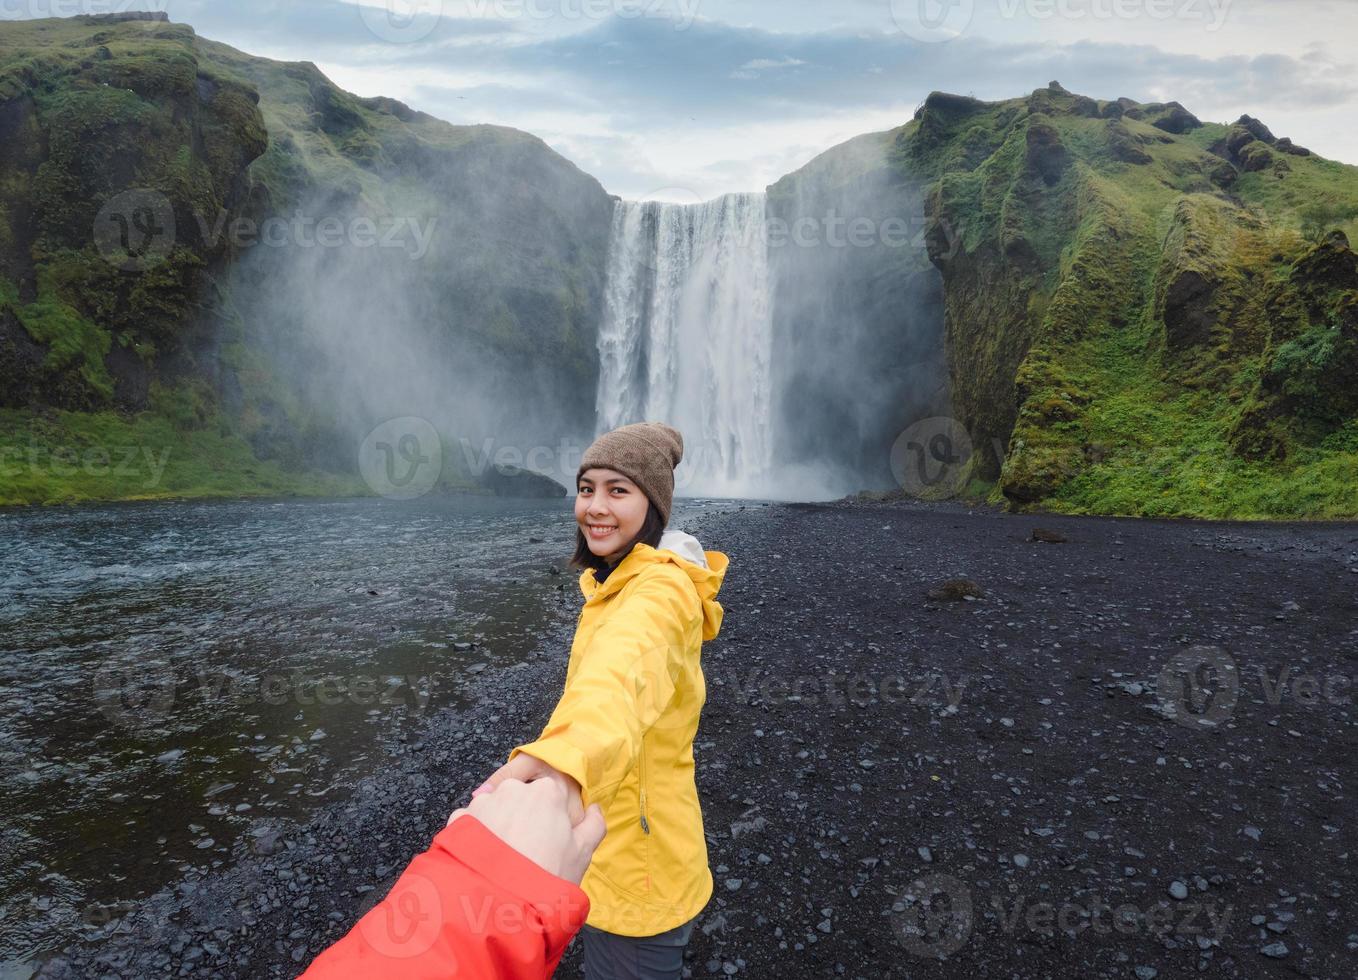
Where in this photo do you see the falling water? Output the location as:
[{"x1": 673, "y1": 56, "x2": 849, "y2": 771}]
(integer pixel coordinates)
[{"x1": 594, "y1": 193, "x2": 774, "y2": 497}]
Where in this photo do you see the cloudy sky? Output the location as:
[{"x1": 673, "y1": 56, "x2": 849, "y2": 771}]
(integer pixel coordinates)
[{"x1": 12, "y1": 0, "x2": 1357, "y2": 199}]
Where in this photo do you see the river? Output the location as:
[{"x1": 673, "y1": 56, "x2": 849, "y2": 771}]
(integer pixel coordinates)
[{"x1": 0, "y1": 493, "x2": 729, "y2": 969}]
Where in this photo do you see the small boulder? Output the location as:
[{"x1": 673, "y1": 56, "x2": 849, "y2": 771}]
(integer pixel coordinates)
[
  {"x1": 926, "y1": 578, "x2": 985, "y2": 602},
  {"x1": 1151, "y1": 102, "x2": 1201, "y2": 134}
]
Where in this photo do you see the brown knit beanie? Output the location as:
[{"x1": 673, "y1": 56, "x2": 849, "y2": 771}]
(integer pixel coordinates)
[{"x1": 577, "y1": 421, "x2": 684, "y2": 526}]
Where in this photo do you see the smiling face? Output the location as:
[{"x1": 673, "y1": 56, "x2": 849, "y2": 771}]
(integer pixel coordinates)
[{"x1": 576, "y1": 467, "x2": 650, "y2": 563}]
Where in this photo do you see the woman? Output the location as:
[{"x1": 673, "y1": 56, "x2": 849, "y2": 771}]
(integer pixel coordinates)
[{"x1": 475, "y1": 421, "x2": 729, "y2": 979}]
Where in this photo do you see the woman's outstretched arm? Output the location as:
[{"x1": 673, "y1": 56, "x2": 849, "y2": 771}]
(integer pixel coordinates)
[{"x1": 481, "y1": 564, "x2": 700, "y2": 812}]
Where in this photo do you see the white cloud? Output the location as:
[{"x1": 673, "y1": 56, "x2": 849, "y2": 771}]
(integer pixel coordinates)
[
  {"x1": 731, "y1": 54, "x2": 806, "y2": 78},
  {"x1": 117, "y1": 0, "x2": 1358, "y2": 195}
]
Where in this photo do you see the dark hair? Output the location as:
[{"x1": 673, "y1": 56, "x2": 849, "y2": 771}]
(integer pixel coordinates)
[{"x1": 570, "y1": 497, "x2": 666, "y2": 577}]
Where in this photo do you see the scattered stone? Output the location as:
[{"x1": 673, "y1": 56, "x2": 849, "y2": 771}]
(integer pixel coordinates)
[{"x1": 926, "y1": 578, "x2": 985, "y2": 601}]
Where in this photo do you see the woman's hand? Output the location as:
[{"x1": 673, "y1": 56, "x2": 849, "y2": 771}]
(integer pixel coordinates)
[
  {"x1": 448, "y1": 777, "x2": 605, "y2": 885},
  {"x1": 473, "y1": 753, "x2": 586, "y2": 826}
]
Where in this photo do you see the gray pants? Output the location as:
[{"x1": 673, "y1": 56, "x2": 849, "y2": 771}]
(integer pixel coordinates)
[{"x1": 579, "y1": 917, "x2": 696, "y2": 979}]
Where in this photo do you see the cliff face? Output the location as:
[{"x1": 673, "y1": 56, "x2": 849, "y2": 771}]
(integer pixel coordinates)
[
  {"x1": 0, "y1": 13, "x2": 266, "y2": 411},
  {"x1": 0, "y1": 14, "x2": 614, "y2": 501},
  {"x1": 905, "y1": 82, "x2": 1358, "y2": 518},
  {"x1": 4, "y1": 17, "x2": 1357, "y2": 515},
  {"x1": 766, "y1": 126, "x2": 948, "y2": 489},
  {"x1": 193, "y1": 35, "x2": 615, "y2": 463}
]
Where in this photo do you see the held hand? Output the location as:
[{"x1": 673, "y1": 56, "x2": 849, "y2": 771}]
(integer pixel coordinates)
[
  {"x1": 447, "y1": 778, "x2": 606, "y2": 885},
  {"x1": 473, "y1": 753, "x2": 585, "y2": 825}
]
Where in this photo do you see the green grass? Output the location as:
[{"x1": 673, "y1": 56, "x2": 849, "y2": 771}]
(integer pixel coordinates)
[
  {"x1": 906, "y1": 86, "x2": 1358, "y2": 520},
  {"x1": 0, "y1": 407, "x2": 368, "y2": 507},
  {"x1": 5, "y1": 278, "x2": 115, "y2": 399}
]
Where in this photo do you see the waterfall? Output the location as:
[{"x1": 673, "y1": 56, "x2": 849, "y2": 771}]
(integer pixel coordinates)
[{"x1": 594, "y1": 193, "x2": 774, "y2": 497}]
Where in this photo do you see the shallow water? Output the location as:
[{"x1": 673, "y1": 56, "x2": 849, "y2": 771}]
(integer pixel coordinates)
[{"x1": 0, "y1": 494, "x2": 725, "y2": 966}]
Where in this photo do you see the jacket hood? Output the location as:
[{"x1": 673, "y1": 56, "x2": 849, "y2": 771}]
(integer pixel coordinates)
[{"x1": 580, "y1": 529, "x2": 728, "y2": 640}]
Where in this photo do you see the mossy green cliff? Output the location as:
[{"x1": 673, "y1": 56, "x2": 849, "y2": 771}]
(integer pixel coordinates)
[
  {"x1": 900, "y1": 82, "x2": 1358, "y2": 518},
  {"x1": 3, "y1": 16, "x2": 1356, "y2": 517},
  {"x1": 0, "y1": 13, "x2": 612, "y2": 505}
]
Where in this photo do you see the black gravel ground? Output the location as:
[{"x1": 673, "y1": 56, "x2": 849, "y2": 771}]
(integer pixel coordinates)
[{"x1": 44, "y1": 497, "x2": 1358, "y2": 979}]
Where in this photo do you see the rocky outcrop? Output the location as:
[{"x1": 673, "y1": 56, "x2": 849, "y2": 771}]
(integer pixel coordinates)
[
  {"x1": 1209, "y1": 113, "x2": 1310, "y2": 178},
  {"x1": 766, "y1": 126, "x2": 948, "y2": 486},
  {"x1": 0, "y1": 14, "x2": 268, "y2": 411},
  {"x1": 903, "y1": 84, "x2": 1358, "y2": 517},
  {"x1": 1, "y1": 13, "x2": 615, "y2": 485},
  {"x1": 1231, "y1": 232, "x2": 1358, "y2": 457}
]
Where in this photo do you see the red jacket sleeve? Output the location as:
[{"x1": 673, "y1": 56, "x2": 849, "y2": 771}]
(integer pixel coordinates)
[{"x1": 300, "y1": 815, "x2": 590, "y2": 979}]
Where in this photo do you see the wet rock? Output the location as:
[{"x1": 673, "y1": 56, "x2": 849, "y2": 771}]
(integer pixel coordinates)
[{"x1": 926, "y1": 578, "x2": 985, "y2": 601}]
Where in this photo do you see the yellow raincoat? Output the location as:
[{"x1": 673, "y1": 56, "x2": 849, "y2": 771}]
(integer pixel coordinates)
[{"x1": 507, "y1": 531, "x2": 729, "y2": 937}]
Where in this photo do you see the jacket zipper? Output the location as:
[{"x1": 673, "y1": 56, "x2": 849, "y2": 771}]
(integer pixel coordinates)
[{"x1": 639, "y1": 739, "x2": 650, "y2": 835}]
